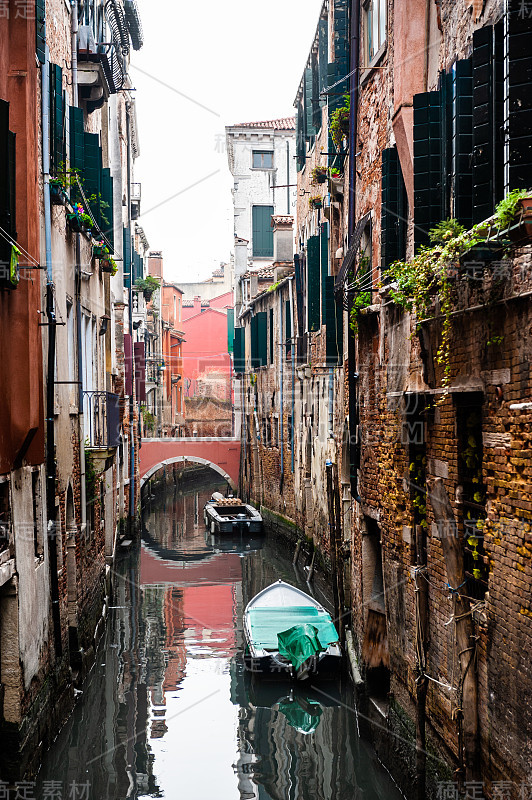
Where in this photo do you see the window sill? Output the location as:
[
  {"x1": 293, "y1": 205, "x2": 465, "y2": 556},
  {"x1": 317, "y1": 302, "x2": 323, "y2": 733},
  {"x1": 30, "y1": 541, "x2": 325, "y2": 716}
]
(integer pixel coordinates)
[{"x1": 360, "y1": 42, "x2": 387, "y2": 87}]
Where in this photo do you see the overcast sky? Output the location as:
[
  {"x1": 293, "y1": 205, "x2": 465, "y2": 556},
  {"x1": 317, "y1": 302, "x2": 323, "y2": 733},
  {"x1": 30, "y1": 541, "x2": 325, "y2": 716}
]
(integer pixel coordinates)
[{"x1": 131, "y1": 0, "x2": 323, "y2": 284}]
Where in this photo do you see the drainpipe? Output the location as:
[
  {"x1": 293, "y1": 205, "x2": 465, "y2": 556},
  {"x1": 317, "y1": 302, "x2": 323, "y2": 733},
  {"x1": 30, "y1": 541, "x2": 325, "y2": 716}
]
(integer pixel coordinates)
[
  {"x1": 328, "y1": 368, "x2": 334, "y2": 439},
  {"x1": 289, "y1": 277, "x2": 295, "y2": 473},
  {"x1": 286, "y1": 140, "x2": 291, "y2": 214},
  {"x1": 71, "y1": 1, "x2": 78, "y2": 104},
  {"x1": 348, "y1": 0, "x2": 361, "y2": 501},
  {"x1": 71, "y1": 6, "x2": 86, "y2": 539},
  {"x1": 348, "y1": 0, "x2": 361, "y2": 235},
  {"x1": 279, "y1": 292, "x2": 284, "y2": 478},
  {"x1": 43, "y1": 46, "x2": 62, "y2": 658},
  {"x1": 126, "y1": 105, "x2": 135, "y2": 528}
]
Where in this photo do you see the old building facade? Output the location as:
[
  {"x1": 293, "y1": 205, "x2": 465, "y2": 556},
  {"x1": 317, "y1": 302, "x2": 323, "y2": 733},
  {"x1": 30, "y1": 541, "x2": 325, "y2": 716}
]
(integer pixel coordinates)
[
  {"x1": 234, "y1": 1, "x2": 532, "y2": 798},
  {"x1": 0, "y1": 0, "x2": 155, "y2": 779}
]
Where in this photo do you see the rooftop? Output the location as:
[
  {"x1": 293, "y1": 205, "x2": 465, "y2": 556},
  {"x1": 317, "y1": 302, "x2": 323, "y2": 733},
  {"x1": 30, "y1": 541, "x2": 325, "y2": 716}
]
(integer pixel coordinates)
[{"x1": 230, "y1": 117, "x2": 296, "y2": 131}]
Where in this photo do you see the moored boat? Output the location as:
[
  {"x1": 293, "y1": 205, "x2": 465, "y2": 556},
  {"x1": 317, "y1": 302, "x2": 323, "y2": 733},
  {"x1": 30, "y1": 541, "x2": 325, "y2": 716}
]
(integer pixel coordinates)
[
  {"x1": 244, "y1": 579, "x2": 341, "y2": 680},
  {"x1": 204, "y1": 492, "x2": 263, "y2": 535}
]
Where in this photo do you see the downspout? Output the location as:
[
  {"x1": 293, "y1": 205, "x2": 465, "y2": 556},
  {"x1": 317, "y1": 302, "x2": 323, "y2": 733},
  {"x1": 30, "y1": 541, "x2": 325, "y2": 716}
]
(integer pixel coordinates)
[
  {"x1": 126, "y1": 105, "x2": 135, "y2": 528},
  {"x1": 348, "y1": 0, "x2": 361, "y2": 236},
  {"x1": 348, "y1": 0, "x2": 361, "y2": 501},
  {"x1": 328, "y1": 368, "x2": 334, "y2": 439},
  {"x1": 279, "y1": 291, "x2": 284, "y2": 479},
  {"x1": 286, "y1": 140, "x2": 291, "y2": 214},
  {"x1": 43, "y1": 45, "x2": 62, "y2": 657},
  {"x1": 72, "y1": 2, "x2": 86, "y2": 539},
  {"x1": 289, "y1": 277, "x2": 295, "y2": 473}
]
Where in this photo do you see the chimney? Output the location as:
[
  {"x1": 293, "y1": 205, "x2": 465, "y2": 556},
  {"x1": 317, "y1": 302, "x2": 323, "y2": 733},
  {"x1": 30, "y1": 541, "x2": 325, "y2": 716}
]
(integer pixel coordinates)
[
  {"x1": 234, "y1": 237, "x2": 249, "y2": 282},
  {"x1": 272, "y1": 215, "x2": 294, "y2": 281},
  {"x1": 148, "y1": 251, "x2": 163, "y2": 279}
]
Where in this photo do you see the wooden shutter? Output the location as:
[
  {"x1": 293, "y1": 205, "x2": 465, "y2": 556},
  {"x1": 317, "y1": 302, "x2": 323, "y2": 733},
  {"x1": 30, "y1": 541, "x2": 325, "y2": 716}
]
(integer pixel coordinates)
[
  {"x1": 250, "y1": 314, "x2": 259, "y2": 368},
  {"x1": 50, "y1": 64, "x2": 64, "y2": 177},
  {"x1": 307, "y1": 235, "x2": 321, "y2": 332},
  {"x1": 123, "y1": 226, "x2": 131, "y2": 288},
  {"x1": 318, "y1": 17, "x2": 328, "y2": 95},
  {"x1": 472, "y1": 24, "x2": 504, "y2": 223},
  {"x1": 451, "y1": 59, "x2": 473, "y2": 230},
  {"x1": 285, "y1": 300, "x2": 291, "y2": 357},
  {"x1": 101, "y1": 167, "x2": 114, "y2": 248},
  {"x1": 333, "y1": 0, "x2": 349, "y2": 84},
  {"x1": 227, "y1": 308, "x2": 235, "y2": 354},
  {"x1": 413, "y1": 91, "x2": 444, "y2": 248},
  {"x1": 296, "y1": 103, "x2": 306, "y2": 172},
  {"x1": 304, "y1": 68, "x2": 317, "y2": 140},
  {"x1": 269, "y1": 308, "x2": 274, "y2": 364},
  {"x1": 36, "y1": 0, "x2": 46, "y2": 64},
  {"x1": 320, "y1": 222, "x2": 329, "y2": 324},
  {"x1": 381, "y1": 146, "x2": 407, "y2": 271},
  {"x1": 69, "y1": 106, "x2": 85, "y2": 204},
  {"x1": 507, "y1": 1, "x2": 532, "y2": 191},
  {"x1": 233, "y1": 328, "x2": 245, "y2": 374},
  {"x1": 257, "y1": 311, "x2": 267, "y2": 368},
  {"x1": 252, "y1": 206, "x2": 273, "y2": 258},
  {"x1": 83, "y1": 133, "x2": 102, "y2": 228},
  {"x1": 324, "y1": 276, "x2": 343, "y2": 366},
  {"x1": 0, "y1": 100, "x2": 15, "y2": 271}
]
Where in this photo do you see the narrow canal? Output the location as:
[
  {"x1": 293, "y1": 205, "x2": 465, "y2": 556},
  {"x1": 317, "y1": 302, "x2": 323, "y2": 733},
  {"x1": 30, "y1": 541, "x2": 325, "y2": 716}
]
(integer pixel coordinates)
[{"x1": 37, "y1": 469, "x2": 403, "y2": 799}]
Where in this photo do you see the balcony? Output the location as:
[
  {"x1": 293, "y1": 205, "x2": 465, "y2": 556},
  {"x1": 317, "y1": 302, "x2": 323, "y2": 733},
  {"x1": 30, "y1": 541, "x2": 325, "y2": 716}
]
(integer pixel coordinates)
[
  {"x1": 83, "y1": 391, "x2": 121, "y2": 473},
  {"x1": 77, "y1": 25, "x2": 126, "y2": 110}
]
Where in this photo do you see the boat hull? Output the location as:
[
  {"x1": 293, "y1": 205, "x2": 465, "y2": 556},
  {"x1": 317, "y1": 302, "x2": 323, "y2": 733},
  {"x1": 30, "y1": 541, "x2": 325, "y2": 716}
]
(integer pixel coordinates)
[
  {"x1": 203, "y1": 502, "x2": 263, "y2": 535},
  {"x1": 243, "y1": 580, "x2": 341, "y2": 681}
]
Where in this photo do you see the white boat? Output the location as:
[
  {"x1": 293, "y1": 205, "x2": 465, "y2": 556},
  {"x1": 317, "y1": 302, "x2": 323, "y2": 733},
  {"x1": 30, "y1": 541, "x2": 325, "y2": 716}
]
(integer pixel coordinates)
[
  {"x1": 203, "y1": 492, "x2": 263, "y2": 535},
  {"x1": 243, "y1": 580, "x2": 341, "y2": 680}
]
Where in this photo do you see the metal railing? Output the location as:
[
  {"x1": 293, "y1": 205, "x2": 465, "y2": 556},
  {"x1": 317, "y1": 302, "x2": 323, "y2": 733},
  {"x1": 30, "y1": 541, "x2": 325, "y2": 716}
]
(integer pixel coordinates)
[{"x1": 83, "y1": 391, "x2": 121, "y2": 448}]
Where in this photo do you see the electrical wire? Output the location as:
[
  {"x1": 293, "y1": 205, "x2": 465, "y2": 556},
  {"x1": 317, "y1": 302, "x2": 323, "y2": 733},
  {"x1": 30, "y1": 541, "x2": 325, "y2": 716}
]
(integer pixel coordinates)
[{"x1": 0, "y1": 225, "x2": 41, "y2": 268}]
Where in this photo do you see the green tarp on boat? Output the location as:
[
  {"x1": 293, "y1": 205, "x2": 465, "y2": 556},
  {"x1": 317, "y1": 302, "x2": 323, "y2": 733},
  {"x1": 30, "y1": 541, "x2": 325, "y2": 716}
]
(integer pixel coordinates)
[{"x1": 247, "y1": 606, "x2": 339, "y2": 670}]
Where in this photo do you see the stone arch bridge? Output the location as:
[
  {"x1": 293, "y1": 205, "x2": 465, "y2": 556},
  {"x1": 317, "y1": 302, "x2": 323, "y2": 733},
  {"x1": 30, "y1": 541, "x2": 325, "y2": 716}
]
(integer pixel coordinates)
[{"x1": 139, "y1": 438, "x2": 241, "y2": 492}]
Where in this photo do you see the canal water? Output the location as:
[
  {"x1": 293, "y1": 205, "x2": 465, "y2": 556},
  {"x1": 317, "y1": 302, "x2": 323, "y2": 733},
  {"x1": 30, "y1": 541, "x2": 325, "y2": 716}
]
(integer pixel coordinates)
[{"x1": 37, "y1": 471, "x2": 403, "y2": 800}]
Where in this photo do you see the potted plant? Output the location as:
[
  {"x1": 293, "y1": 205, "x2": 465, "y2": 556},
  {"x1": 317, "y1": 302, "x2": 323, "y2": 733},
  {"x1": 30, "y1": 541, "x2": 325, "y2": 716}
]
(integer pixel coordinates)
[
  {"x1": 330, "y1": 95, "x2": 350, "y2": 149},
  {"x1": 309, "y1": 195, "x2": 323, "y2": 210},
  {"x1": 101, "y1": 256, "x2": 117, "y2": 275},
  {"x1": 493, "y1": 189, "x2": 532, "y2": 243},
  {"x1": 329, "y1": 167, "x2": 341, "y2": 179},
  {"x1": 311, "y1": 165, "x2": 328, "y2": 185},
  {"x1": 134, "y1": 275, "x2": 160, "y2": 301},
  {"x1": 49, "y1": 178, "x2": 67, "y2": 205}
]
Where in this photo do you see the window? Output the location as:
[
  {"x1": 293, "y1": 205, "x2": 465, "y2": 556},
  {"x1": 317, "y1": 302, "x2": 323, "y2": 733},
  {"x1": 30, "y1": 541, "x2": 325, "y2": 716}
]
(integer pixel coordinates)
[
  {"x1": 363, "y1": 0, "x2": 387, "y2": 64},
  {"x1": 252, "y1": 150, "x2": 273, "y2": 170},
  {"x1": 252, "y1": 206, "x2": 274, "y2": 258}
]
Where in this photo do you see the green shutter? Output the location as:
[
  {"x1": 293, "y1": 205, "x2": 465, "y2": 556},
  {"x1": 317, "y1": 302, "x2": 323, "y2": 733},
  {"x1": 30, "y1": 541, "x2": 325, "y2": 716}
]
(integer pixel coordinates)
[
  {"x1": 252, "y1": 206, "x2": 274, "y2": 258},
  {"x1": 472, "y1": 24, "x2": 504, "y2": 222},
  {"x1": 451, "y1": 59, "x2": 473, "y2": 229},
  {"x1": 101, "y1": 167, "x2": 114, "y2": 249},
  {"x1": 269, "y1": 308, "x2": 274, "y2": 364},
  {"x1": 307, "y1": 235, "x2": 321, "y2": 332},
  {"x1": 257, "y1": 311, "x2": 267, "y2": 368},
  {"x1": 36, "y1": 0, "x2": 46, "y2": 64},
  {"x1": 507, "y1": 3, "x2": 532, "y2": 191},
  {"x1": 318, "y1": 18, "x2": 328, "y2": 95},
  {"x1": 381, "y1": 146, "x2": 407, "y2": 271},
  {"x1": 69, "y1": 106, "x2": 85, "y2": 204},
  {"x1": 333, "y1": 0, "x2": 349, "y2": 89},
  {"x1": 227, "y1": 308, "x2": 235, "y2": 354},
  {"x1": 324, "y1": 276, "x2": 343, "y2": 366},
  {"x1": 50, "y1": 64, "x2": 64, "y2": 177},
  {"x1": 250, "y1": 314, "x2": 258, "y2": 368},
  {"x1": 304, "y1": 68, "x2": 317, "y2": 140},
  {"x1": 123, "y1": 226, "x2": 132, "y2": 288},
  {"x1": 413, "y1": 90, "x2": 444, "y2": 248},
  {"x1": 320, "y1": 222, "x2": 329, "y2": 324},
  {"x1": 296, "y1": 103, "x2": 306, "y2": 172},
  {"x1": 285, "y1": 300, "x2": 291, "y2": 356},
  {"x1": 233, "y1": 327, "x2": 245, "y2": 374},
  {"x1": 83, "y1": 133, "x2": 101, "y2": 223}
]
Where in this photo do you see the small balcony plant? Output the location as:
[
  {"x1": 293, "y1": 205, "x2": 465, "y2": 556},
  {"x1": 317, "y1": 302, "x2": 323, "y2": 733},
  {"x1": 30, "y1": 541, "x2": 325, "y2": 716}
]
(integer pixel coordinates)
[
  {"x1": 311, "y1": 165, "x2": 328, "y2": 185},
  {"x1": 330, "y1": 94, "x2": 350, "y2": 149},
  {"x1": 67, "y1": 203, "x2": 93, "y2": 235},
  {"x1": 134, "y1": 275, "x2": 160, "y2": 301},
  {"x1": 309, "y1": 195, "x2": 323, "y2": 210}
]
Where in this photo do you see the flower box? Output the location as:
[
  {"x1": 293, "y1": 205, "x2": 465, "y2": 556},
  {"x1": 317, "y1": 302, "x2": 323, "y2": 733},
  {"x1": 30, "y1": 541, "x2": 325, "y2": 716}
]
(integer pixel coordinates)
[
  {"x1": 50, "y1": 183, "x2": 67, "y2": 206},
  {"x1": 67, "y1": 213, "x2": 83, "y2": 233}
]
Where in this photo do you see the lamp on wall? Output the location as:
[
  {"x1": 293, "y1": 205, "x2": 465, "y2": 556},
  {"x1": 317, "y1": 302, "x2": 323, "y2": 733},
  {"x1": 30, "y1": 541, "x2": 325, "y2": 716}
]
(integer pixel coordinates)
[{"x1": 99, "y1": 315, "x2": 111, "y2": 336}]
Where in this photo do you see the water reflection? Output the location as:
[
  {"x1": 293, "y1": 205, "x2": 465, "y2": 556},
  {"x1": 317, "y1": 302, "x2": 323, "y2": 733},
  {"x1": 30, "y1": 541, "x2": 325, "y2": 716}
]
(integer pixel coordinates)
[{"x1": 36, "y1": 473, "x2": 402, "y2": 800}]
